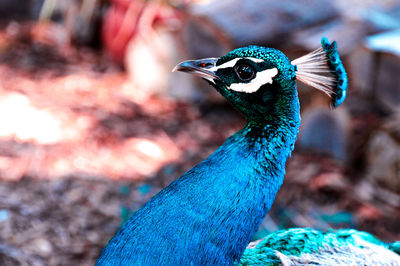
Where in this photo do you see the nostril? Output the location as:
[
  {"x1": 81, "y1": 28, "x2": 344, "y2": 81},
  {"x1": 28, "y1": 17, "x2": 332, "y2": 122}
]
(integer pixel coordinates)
[
  {"x1": 194, "y1": 59, "x2": 217, "y2": 69},
  {"x1": 197, "y1": 62, "x2": 213, "y2": 68}
]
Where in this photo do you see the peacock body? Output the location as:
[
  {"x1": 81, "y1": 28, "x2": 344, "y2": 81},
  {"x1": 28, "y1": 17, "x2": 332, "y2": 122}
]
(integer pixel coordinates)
[{"x1": 96, "y1": 38, "x2": 400, "y2": 265}]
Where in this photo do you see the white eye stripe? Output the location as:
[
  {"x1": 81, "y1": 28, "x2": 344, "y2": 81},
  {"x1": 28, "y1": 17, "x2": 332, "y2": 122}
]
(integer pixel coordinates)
[
  {"x1": 208, "y1": 57, "x2": 264, "y2": 72},
  {"x1": 229, "y1": 68, "x2": 278, "y2": 93}
]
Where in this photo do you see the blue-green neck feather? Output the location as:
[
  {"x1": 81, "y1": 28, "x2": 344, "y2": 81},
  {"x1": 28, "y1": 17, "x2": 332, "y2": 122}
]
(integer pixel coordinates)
[{"x1": 96, "y1": 88, "x2": 300, "y2": 265}]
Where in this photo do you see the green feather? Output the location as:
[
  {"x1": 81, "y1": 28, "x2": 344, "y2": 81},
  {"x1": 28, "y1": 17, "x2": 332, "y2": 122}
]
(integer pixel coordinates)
[{"x1": 240, "y1": 228, "x2": 400, "y2": 265}]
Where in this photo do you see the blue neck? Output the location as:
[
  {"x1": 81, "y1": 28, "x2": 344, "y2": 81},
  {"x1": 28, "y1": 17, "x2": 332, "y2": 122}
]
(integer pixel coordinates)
[{"x1": 97, "y1": 91, "x2": 300, "y2": 266}]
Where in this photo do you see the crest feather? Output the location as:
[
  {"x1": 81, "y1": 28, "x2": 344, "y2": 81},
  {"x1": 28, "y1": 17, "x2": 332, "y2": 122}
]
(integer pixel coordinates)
[{"x1": 291, "y1": 47, "x2": 336, "y2": 97}]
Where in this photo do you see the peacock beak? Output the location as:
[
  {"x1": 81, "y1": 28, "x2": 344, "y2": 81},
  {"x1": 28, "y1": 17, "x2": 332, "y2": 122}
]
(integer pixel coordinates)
[{"x1": 173, "y1": 58, "x2": 221, "y2": 83}]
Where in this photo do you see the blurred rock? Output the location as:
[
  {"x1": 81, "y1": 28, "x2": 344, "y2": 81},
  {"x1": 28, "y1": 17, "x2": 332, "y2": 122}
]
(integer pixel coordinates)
[
  {"x1": 359, "y1": 2, "x2": 400, "y2": 32},
  {"x1": 298, "y1": 107, "x2": 349, "y2": 160},
  {"x1": 292, "y1": 18, "x2": 367, "y2": 55},
  {"x1": 354, "y1": 180, "x2": 375, "y2": 202},
  {"x1": 183, "y1": 17, "x2": 231, "y2": 59},
  {"x1": 366, "y1": 114, "x2": 400, "y2": 193},
  {"x1": 374, "y1": 52, "x2": 400, "y2": 111},
  {"x1": 367, "y1": 30, "x2": 400, "y2": 111},
  {"x1": 0, "y1": 0, "x2": 42, "y2": 21},
  {"x1": 29, "y1": 238, "x2": 53, "y2": 257},
  {"x1": 349, "y1": 46, "x2": 375, "y2": 95},
  {"x1": 350, "y1": 30, "x2": 400, "y2": 112},
  {"x1": 188, "y1": 0, "x2": 339, "y2": 47}
]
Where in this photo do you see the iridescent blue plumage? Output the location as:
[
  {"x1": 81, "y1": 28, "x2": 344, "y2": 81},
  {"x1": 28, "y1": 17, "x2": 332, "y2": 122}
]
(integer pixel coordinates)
[{"x1": 96, "y1": 38, "x2": 398, "y2": 265}]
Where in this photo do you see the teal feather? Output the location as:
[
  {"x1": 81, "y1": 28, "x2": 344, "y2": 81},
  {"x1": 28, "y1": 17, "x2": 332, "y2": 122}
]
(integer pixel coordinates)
[
  {"x1": 321, "y1": 37, "x2": 348, "y2": 107},
  {"x1": 240, "y1": 228, "x2": 400, "y2": 265}
]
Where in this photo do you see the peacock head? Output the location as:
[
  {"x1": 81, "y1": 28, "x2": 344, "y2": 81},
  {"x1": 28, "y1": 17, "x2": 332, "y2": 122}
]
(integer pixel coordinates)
[{"x1": 173, "y1": 38, "x2": 347, "y2": 124}]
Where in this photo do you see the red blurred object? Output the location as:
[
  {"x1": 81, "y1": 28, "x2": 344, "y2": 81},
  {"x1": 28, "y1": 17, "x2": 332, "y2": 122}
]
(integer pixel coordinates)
[
  {"x1": 101, "y1": 0, "x2": 184, "y2": 64},
  {"x1": 102, "y1": 0, "x2": 145, "y2": 63}
]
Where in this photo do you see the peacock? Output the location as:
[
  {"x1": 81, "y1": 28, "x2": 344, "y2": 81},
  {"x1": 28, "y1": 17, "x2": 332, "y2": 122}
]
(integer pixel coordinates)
[{"x1": 96, "y1": 38, "x2": 400, "y2": 265}]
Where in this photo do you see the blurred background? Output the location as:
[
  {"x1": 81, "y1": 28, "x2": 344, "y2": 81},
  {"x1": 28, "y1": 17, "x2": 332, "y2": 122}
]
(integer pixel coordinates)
[{"x1": 0, "y1": 0, "x2": 399, "y2": 265}]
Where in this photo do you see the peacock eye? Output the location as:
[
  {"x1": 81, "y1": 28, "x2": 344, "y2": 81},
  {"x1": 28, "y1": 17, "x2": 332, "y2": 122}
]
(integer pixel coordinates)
[{"x1": 234, "y1": 63, "x2": 255, "y2": 82}]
